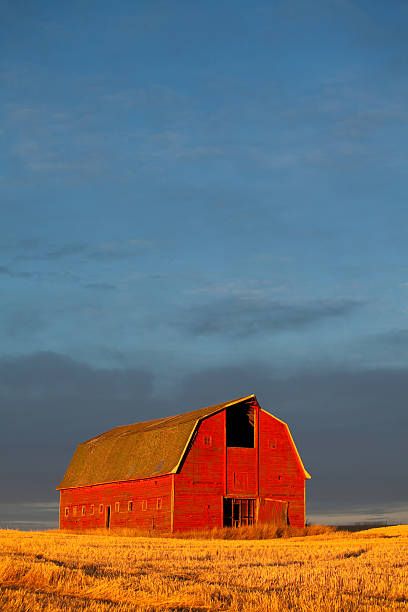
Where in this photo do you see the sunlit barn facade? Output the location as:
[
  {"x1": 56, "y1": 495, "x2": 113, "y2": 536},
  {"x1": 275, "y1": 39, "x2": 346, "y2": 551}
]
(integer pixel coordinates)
[{"x1": 58, "y1": 394, "x2": 310, "y2": 532}]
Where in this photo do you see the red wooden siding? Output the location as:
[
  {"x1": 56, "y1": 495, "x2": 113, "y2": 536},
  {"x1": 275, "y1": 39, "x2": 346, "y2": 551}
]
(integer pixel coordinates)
[
  {"x1": 258, "y1": 409, "x2": 305, "y2": 528},
  {"x1": 173, "y1": 411, "x2": 225, "y2": 531},
  {"x1": 60, "y1": 475, "x2": 172, "y2": 532}
]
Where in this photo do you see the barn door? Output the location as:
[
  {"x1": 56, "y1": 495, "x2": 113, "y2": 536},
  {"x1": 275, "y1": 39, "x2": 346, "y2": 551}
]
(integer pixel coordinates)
[
  {"x1": 223, "y1": 498, "x2": 255, "y2": 527},
  {"x1": 258, "y1": 499, "x2": 288, "y2": 526},
  {"x1": 105, "y1": 505, "x2": 111, "y2": 529}
]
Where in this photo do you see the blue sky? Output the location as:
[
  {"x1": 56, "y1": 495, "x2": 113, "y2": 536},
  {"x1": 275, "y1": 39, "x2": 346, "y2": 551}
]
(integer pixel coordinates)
[{"x1": 1, "y1": 0, "x2": 408, "y2": 526}]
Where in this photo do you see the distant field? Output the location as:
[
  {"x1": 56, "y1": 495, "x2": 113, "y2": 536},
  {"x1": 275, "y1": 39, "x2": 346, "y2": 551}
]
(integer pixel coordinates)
[{"x1": 0, "y1": 526, "x2": 407, "y2": 611}]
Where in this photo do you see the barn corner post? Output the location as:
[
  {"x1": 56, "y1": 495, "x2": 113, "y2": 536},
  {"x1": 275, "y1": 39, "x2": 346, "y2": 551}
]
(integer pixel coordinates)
[
  {"x1": 256, "y1": 400, "x2": 260, "y2": 499},
  {"x1": 170, "y1": 473, "x2": 175, "y2": 533},
  {"x1": 223, "y1": 407, "x2": 227, "y2": 527},
  {"x1": 256, "y1": 400, "x2": 260, "y2": 524}
]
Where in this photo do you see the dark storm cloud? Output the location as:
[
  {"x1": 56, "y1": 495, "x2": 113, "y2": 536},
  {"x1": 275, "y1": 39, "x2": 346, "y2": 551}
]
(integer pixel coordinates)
[
  {"x1": 0, "y1": 352, "x2": 155, "y2": 501},
  {"x1": 171, "y1": 363, "x2": 408, "y2": 510},
  {"x1": 1, "y1": 352, "x2": 406, "y2": 517},
  {"x1": 179, "y1": 297, "x2": 362, "y2": 337}
]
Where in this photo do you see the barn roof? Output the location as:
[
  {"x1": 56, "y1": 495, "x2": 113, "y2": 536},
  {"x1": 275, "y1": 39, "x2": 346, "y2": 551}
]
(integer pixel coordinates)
[{"x1": 57, "y1": 394, "x2": 256, "y2": 490}]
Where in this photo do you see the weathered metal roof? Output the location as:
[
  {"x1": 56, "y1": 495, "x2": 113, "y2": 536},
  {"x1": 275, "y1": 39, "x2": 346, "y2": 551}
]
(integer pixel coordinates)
[{"x1": 57, "y1": 394, "x2": 255, "y2": 490}]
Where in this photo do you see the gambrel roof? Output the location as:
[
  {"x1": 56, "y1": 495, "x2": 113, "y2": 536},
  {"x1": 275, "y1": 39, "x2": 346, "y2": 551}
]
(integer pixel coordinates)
[{"x1": 58, "y1": 394, "x2": 310, "y2": 489}]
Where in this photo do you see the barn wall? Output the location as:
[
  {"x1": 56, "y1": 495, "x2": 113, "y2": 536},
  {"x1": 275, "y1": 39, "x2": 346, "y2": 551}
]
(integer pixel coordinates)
[
  {"x1": 173, "y1": 411, "x2": 225, "y2": 531},
  {"x1": 59, "y1": 401, "x2": 308, "y2": 533},
  {"x1": 59, "y1": 475, "x2": 172, "y2": 532},
  {"x1": 258, "y1": 409, "x2": 306, "y2": 528}
]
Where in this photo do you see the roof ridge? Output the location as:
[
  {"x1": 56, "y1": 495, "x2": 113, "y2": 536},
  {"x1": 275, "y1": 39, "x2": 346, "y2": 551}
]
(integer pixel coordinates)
[{"x1": 83, "y1": 394, "x2": 255, "y2": 444}]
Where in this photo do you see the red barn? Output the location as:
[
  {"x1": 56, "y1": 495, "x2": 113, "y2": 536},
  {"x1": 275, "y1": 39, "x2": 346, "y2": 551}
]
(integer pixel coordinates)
[{"x1": 58, "y1": 394, "x2": 311, "y2": 532}]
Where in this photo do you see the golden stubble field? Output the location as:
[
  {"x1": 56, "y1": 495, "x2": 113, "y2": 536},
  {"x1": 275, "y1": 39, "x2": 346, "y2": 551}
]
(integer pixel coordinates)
[{"x1": 0, "y1": 525, "x2": 407, "y2": 611}]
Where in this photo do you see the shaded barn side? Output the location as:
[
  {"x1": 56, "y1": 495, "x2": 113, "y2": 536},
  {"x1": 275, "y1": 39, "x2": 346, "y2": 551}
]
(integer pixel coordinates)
[
  {"x1": 60, "y1": 476, "x2": 172, "y2": 532},
  {"x1": 259, "y1": 410, "x2": 307, "y2": 528}
]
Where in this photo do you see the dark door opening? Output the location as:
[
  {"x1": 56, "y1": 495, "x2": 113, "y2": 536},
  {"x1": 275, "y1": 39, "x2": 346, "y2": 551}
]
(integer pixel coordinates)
[
  {"x1": 223, "y1": 498, "x2": 255, "y2": 527},
  {"x1": 105, "y1": 505, "x2": 111, "y2": 529},
  {"x1": 226, "y1": 403, "x2": 255, "y2": 447}
]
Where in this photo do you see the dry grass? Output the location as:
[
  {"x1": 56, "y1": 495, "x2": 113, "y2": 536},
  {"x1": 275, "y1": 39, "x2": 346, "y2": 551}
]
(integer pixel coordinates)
[
  {"x1": 72, "y1": 523, "x2": 336, "y2": 540},
  {"x1": 0, "y1": 525, "x2": 407, "y2": 611}
]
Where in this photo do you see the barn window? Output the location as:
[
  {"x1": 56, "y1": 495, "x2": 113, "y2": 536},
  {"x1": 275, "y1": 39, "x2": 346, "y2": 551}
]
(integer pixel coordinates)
[
  {"x1": 115, "y1": 502, "x2": 120, "y2": 513},
  {"x1": 64, "y1": 507, "x2": 69, "y2": 517},
  {"x1": 233, "y1": 471, "x2": 249, "y2": 489},
  {"x1": 90, "y1": 504, "x2": 94, "y2": 515},
  {"x1": 156, "y1": 497, "x2": 162, "y2": 510},
  {"x1": 226, "y1": 403, "x2": 255, "y2": 448},
  {"x1": 81, "y1": 506, "x2": 86, "y2": 516},
  {"x1": 99, "y1": 504, "x2": 104, "y2": 514},
  {"x1": 142, "y1": 500, "x2": 147, "y2": 511},
  {"x1": 128, "y1": 501, "x2": 133, "y2": 512},
  {"x1": 204, "y1": 435, "x2": 212, "y2": 447}
]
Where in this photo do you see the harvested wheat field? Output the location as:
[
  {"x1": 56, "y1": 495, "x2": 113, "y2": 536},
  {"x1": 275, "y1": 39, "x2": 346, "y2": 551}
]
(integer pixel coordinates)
[{"x1": 0, "y1": 525, "x2": 407, "y2": 611}]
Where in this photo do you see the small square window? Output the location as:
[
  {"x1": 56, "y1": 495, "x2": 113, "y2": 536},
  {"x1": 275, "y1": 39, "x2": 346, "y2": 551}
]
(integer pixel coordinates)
[
  {"x1": 142, "y1": 500, "x2": 147, "y2": 511},
  {"x1": 81, "y1": 506, "x2": 86, "y2": 516},
  {"x1": 115, "y1": 502, "x2": 120, "y2": 513},
  {"x1": 90, "y1": 504, "x2": 94, "y2": 515},
  {"x1": 99, "y1": 504, "x2": 104, "y2": 514},
  {"x1": 128, "y1": 501, "x2": 133, "y2": 512},
  {"x1": 204, "y1": 435, "x2": 212, "y2": 447},
  {"x1": 156, "y1": 497, "x2": 162, "y2": 510},
  {"x1": 64, "y1": 507, "x2": 69, "y2": 517}
]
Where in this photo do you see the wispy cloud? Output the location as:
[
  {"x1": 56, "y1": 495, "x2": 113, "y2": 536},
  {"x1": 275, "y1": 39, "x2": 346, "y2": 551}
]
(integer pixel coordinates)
[
  {"x1": 84, "y1": 282, "x2": 116, "y2": 291},
  {"x1": 1, "y1": 308, "x2": 46, "y2": 339},
  {"x1": 16, "y1": 239, "x2": 153, "y2": 262},
  {"x1": 177, "y1": 296, "x2": 363, "y2": 337},
  {"x1": 0, "y1": 265, "x2": 33, "y2": 279},
  {"x1": 188, "y1": 279, "x2": 286, "y2": 299},
  {"x1": 44, "y1": 243, "x2": 88, "y2": 260},
  {"x1": 369, "y1": 328, "x2": 408, "y2": 350}
]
